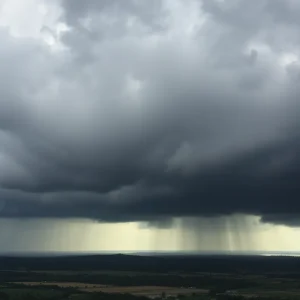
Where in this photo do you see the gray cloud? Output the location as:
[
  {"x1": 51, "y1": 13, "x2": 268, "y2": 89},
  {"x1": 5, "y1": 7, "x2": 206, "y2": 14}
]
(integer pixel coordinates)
[{"x1": 0, "y1": 0, "x2": 300, "y2": 226}]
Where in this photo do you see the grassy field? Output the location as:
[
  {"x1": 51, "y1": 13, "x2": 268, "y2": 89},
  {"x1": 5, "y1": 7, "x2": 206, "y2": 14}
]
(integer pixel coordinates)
[
  {"x1": 13, "y1": 281, "x2": 208, "y2": 297},
  {"x1": 5, "y1": 271, "x2": 300, "y2": 300},
  {"x1": 2, "y1": 255, "x2": 300, "y2": 300}
]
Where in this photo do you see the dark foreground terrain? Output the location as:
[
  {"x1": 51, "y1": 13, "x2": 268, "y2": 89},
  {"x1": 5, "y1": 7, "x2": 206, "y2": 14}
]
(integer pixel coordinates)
[{"x1": 1, "y1": 254, "x2": 300, "y2": 300}]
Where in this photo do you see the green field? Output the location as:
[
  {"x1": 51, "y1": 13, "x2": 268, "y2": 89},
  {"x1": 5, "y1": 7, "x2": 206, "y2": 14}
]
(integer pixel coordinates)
[{"x1": 2, "y1": 255, "x2": 300, "y2": 300}]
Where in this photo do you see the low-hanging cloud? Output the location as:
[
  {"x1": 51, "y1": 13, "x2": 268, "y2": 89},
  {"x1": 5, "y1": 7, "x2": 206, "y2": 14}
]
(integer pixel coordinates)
[{"x1": 0, "y1": 0, "x2": 300, "y2": 226}]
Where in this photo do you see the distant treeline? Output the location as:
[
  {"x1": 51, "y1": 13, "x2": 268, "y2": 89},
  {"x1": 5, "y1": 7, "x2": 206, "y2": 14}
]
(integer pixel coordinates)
[{"x1": 1, "y1": 254, "x2": 300, "y2": 274}]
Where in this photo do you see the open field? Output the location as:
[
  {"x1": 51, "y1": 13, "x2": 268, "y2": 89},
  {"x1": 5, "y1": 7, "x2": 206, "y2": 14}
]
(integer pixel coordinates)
[
  {"x1": 14, "y1": 281, "x2": 208, "y2": 297},
  {"x1": 13, "y1": 281, "x2": 110, "y2": 289},
  {"x1": 2, "y1": 254, "x2": 300, "y2": 300}
]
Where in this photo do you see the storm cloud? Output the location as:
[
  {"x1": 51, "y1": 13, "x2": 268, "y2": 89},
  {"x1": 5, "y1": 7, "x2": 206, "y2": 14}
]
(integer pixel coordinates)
[{"x1": 0, "y1": 0, "x2": 300, "y2": 226}]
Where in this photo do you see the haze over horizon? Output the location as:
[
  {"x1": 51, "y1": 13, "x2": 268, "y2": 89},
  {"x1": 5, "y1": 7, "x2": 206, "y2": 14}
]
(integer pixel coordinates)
[{"x1": 1, "y1": 0, "x2": 300, "y2": 253}]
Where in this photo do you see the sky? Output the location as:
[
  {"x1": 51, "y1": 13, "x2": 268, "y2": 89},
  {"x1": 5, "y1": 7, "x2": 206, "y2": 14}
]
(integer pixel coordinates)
[{"x1": 1, "y1": 0, "x2": 300, "y2": 253}]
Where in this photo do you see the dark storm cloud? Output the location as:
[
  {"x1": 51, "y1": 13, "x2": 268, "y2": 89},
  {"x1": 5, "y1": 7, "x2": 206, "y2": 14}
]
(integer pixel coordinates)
[
  {"x1": 261, "y1": 214, "x2": 300, "y2": 227},
  {"x1": 1, "y1": 0, "x2": 300, "y2": 225}
]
